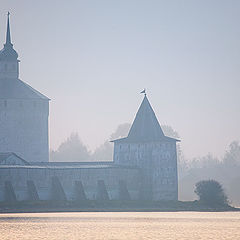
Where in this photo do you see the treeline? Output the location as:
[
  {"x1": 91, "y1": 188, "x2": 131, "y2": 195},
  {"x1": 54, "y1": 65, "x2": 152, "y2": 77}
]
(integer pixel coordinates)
[
  {"x1": 179, "y1": 141, "x2": 240, "y2": 206},
  {"x1": 50, "y1": 124, "x2": 240, "y2": 206},
  {"x1": 50, "y1": 123, "x2": 180, "y2": 162},
  {"x1": 50, "y1": 123, "x2": 131, "y2": 162}
]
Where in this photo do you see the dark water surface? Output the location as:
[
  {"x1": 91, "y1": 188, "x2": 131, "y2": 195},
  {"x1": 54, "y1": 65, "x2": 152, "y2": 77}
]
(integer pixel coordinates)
[{"x1": 0, "y1": 212, "x2": 239, "y2": 239}]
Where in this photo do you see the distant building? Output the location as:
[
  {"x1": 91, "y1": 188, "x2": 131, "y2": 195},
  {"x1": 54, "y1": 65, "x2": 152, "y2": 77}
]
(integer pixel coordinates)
[
  {"x1": 112, "y1": 94, "x2": 179, "y2": 200},
  {"x1": 0, "y1": 152, "x2": 29, "y2": 166},
  {"x1": 0, "y1": 13, "x2": 49, "y2": 162},
  {"x1": 0, "y1": 14, "x2": 179, "y2": 202}
]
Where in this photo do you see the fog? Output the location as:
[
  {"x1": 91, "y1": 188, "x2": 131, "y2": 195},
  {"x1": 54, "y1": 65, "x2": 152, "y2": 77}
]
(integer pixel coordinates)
[
  {"x1": 1, "y1": 0, "x2": 239, "y2": 159},
  {"x1": 1, "y1": 1, "x2": 239, "y2": 204},
  {"x1": 50, "y1": 125, "x2": 240, "y2": 205}
]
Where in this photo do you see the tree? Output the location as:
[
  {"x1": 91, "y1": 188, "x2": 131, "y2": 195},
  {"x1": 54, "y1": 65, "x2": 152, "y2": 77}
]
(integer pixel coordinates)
[
  {"x1": 190, "y1": 154, "x2": 219, "y2": 169},
  {"x1": 110, "y1": 123, "x2": 131, "y2": 140},
  {"x1": 92, "y1": 123, "x2": 131, "y2": 160},
  {"x1": 223, "y1": 141, "x2": 240, "y2": 166},
  {"x1": 50, "y1": 133, "x2": 91, "y2": 162},
  {"x1": 92, "y1": 141, "x2": 113, "y2": 161},
  {"x1": 161, "y1": 125, "x2": 180, "y2": 139},
  {"x1": 194, "y1": 180, "x2": 228, "y2": 206}
]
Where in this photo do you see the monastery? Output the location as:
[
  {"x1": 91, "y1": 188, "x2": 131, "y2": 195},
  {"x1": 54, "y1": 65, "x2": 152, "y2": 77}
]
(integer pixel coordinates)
[{"x1": 0, "y1": 14, "x2": 179, "y2": 202}]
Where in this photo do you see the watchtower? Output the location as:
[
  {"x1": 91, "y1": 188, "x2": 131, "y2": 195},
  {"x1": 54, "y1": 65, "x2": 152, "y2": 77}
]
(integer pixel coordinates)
[
  {"x1": 0, "y1": 13, "x2": 49, "y2": 162},
  {"x1": 112, "y1": 93, "x2": 179, "y2": 200}
]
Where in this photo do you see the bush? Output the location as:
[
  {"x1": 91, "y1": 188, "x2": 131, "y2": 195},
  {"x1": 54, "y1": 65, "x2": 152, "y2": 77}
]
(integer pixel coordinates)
[{"x1": 194, "y1": 180, "x2": 228, "y2": 206}]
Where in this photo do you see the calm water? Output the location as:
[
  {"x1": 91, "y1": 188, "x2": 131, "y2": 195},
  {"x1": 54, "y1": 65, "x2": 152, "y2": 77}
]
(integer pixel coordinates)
[{"x1": 0, "y1": 212, "x2": 239, "y2": 240}]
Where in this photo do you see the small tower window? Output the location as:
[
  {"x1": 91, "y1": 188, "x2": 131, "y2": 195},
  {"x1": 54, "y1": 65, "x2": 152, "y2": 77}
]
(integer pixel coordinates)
[
  {"x1": 4, "y1": 64, "x2": 7, "y2": 71},
  {"x1": 4, "y1": 100, "x2": 7, "y2": 108}
]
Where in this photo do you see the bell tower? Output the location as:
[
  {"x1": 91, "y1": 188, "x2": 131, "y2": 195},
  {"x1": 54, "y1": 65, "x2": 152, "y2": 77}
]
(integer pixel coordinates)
[
  {"x1": 0, "y1": 13, "x2": 50, "y2": 162},
  {"x1": 0, "y1": 12, "x2": 19, "y2": 79}
]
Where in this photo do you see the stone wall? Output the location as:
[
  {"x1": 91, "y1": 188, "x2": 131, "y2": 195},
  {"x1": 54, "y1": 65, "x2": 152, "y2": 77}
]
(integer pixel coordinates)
[
  {"x1": 0, "y1": 166, "x2": 140, "y2": 201},
  {"x1": 113, "y1": 141, "x2": 178, "y2": 201}
]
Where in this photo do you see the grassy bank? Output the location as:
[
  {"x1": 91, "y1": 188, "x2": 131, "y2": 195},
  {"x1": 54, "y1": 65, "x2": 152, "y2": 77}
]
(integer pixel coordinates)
[{"x1": 0, "y1": 200, "x2": 239, "y2": 213}]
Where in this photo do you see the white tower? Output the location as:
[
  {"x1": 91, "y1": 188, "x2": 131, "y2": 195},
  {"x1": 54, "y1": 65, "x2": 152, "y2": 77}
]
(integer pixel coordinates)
[
  {"x1": 0, "y1": 13, "x2": 49, "y2": 162},
  {"x1": 112, "y1": 93, "x2": 179, "y2": 201}
]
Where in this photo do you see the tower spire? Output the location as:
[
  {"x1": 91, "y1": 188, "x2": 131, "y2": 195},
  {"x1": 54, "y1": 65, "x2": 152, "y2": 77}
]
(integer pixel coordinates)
[
  {"x1": 5, "y1": 12, "x2": 12, "y2": 46},
  {"x1": 0, "y1": 12, "x2": 19, "y2": 79}
]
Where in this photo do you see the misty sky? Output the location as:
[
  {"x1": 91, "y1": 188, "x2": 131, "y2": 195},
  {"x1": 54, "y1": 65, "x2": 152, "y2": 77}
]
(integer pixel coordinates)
[{"x1": 1, "y1": 0, "x2": 239, "y2": 159}]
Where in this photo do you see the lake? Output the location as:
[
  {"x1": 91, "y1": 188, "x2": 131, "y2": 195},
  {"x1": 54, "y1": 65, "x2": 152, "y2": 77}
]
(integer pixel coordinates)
[{"x1": 0, "y1": 212, "x2": 239, "y2": 239}]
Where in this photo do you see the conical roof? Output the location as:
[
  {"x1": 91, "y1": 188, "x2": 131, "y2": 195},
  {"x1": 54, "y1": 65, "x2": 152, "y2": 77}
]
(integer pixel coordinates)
[
  {"x1": 112, "y1": 95, "x2": 178, "y2": 143},
  {"x1": 127, "y1": 95, "x2": 165, "y2": 141}
]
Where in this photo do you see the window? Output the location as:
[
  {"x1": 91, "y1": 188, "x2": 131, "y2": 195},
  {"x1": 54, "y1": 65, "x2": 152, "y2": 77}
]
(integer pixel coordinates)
[{"x1": 4, "y1": 100, "x2": 7, "y2": 108}]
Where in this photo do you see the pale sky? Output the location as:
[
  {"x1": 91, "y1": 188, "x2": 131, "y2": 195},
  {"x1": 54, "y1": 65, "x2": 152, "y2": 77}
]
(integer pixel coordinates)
[{"x1": 1, "y1": 0, "x2": 239, "y2": 159}]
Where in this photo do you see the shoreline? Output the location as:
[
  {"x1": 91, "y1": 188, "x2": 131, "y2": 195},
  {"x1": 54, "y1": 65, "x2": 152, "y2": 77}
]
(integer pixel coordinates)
[
  {"x1": 1, "y1": 209, "x2": 239, "y2": 214},
  {"x1": 0, "y1": 200, "x2": 239, "y2": 213}
]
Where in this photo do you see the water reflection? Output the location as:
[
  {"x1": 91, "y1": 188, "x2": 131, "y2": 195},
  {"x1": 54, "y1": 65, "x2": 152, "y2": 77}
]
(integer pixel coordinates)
[{"x1": 0, "y1": 212, "x2": 239, "y2": 240}]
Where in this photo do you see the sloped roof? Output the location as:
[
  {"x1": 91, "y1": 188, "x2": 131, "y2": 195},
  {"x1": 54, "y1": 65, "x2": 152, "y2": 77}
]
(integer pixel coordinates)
[
  {"x1": 0, "y1": 152, "x2": 12, "y2": 161},
  {"x1": 0, "y1": 78, "x2": 49, "y2": 100},
  {"x1": 112, "y1": 95, "x2": 179, "y2": 143},
  {"x1": 0, "y1": 152, "x2": 29, "y2": 165}
]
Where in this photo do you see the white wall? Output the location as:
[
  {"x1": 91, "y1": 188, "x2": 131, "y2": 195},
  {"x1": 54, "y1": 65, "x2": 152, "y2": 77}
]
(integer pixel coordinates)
[
  {"x1": 0, "y1": 99, "x2": 49, "y2": 162},
  {"x1": 0, "y1": 166, "x2": 140, "y2": 201},
  {"x1": 113, "y1": 141, "x2": 178, "y2": 200}
]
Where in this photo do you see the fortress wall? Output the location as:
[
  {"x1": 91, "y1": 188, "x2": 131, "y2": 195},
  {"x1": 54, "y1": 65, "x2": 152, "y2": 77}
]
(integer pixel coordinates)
[{"x1": 0, "y1": 167, "x2": 140, "y2": 201}]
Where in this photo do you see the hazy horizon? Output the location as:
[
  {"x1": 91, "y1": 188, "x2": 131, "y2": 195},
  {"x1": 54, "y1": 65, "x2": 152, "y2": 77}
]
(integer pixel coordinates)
[{"x1": 1, "y1": 0, "x2": 239, "y2": 159}]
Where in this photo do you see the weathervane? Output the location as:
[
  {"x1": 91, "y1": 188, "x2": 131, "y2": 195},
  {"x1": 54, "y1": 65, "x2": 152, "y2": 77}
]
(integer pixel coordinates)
[{"x1": 140, "y1": 88, "x2": 146, "y2": 96}]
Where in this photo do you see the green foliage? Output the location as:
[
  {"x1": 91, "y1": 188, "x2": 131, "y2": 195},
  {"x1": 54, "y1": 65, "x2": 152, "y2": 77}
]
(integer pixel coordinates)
[{"x1": 194, "y1": 180, "x2": 228, "y2": 206}]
